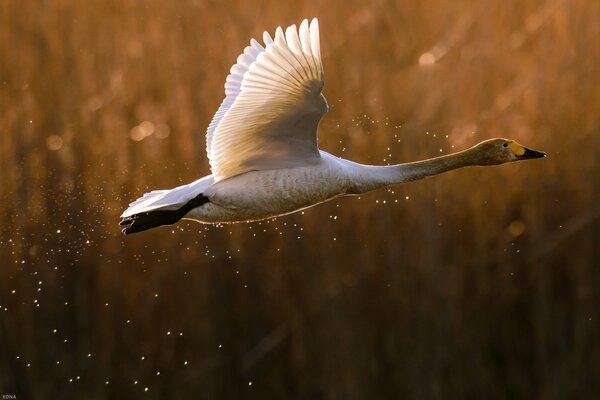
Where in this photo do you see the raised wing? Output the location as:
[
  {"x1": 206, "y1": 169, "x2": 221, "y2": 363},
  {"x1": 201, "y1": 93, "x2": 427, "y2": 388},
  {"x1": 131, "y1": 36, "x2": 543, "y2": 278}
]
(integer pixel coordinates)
[{"x1": 205, "y1": 18, "x2": 327, "y2": 182}]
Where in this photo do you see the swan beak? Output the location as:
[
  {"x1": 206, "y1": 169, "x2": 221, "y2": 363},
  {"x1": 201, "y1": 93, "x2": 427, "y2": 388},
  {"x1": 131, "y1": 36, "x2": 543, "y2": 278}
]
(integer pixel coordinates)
[{"x1": 518, "y1": 147, "x2": 546, "y2": 160}]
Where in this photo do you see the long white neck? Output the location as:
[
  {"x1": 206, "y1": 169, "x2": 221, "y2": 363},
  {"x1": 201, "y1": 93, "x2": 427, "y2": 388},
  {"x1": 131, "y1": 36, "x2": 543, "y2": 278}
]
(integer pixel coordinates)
[{"x1": 345, "y1": 147, "x2": 481, "y2": 194}]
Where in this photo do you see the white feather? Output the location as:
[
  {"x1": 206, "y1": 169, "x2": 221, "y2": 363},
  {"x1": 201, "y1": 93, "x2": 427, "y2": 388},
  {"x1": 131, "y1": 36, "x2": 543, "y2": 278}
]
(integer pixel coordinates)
[
  {"x1": 207, "y1": 18, "x2": 325, "y2": 182},
  {"x1": 120, "y1": 175, "x2": 214, "y2": 218}
]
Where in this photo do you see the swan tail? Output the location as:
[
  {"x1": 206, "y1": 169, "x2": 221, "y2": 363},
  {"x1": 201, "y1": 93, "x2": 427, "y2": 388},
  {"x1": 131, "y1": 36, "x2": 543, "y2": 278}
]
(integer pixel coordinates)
[{"x1": 120, "y1": 193, "x2": 209, "y2": 235}]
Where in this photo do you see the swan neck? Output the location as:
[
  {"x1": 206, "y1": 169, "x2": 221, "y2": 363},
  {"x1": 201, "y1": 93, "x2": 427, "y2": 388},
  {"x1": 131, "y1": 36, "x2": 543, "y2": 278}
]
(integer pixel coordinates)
[
  {"x1": 400, "y1": 147, "x2": 478, "y2": 181},
  {"x1": 348, "y1": 147, "x2": 479, "y2": 194}
]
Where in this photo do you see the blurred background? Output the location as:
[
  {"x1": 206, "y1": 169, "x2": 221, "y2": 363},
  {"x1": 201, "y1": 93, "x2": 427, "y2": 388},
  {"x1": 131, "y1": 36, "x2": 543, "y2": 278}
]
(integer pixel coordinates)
[{"x1": 1, "y1": 0, "x2": 599, "y2": 398}]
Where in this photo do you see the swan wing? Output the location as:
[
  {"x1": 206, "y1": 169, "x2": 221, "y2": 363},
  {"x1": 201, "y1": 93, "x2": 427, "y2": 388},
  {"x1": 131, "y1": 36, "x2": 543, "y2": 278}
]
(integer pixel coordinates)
[
  {"x1": 206, "y1": 18, "x2": 327, "y2": 182},
  {"x1": 120, "y1": 175, "x2": 215, "y2": 218}
]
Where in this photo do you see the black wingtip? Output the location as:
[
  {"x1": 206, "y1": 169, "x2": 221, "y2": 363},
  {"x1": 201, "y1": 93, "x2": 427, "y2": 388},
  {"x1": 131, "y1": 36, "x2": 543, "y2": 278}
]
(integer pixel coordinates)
[
  {"x1": 120, "y1": 193, "x2": 209, "y2": 235},
  {"x1": 120, "y1": 210, "x2": 181, "y2": 235},
  {"x1": 120, "y1": 216, "x2": 139, "y2": 235},
  {"x1": 120, "y1": 218, "x2": 133, "y2": 226}
]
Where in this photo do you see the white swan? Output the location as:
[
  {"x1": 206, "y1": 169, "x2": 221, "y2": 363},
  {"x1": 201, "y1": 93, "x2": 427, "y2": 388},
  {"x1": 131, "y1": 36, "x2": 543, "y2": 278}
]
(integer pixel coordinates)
[{"x1": 120, "y1": 18, "x2": 545, "y2": 235}]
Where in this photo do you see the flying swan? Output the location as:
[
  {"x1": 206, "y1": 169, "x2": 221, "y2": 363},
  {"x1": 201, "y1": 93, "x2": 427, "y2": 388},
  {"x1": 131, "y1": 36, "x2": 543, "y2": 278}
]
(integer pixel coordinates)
[{"x1": 120, "y1": 18, "x2": 545, "y2": 235}]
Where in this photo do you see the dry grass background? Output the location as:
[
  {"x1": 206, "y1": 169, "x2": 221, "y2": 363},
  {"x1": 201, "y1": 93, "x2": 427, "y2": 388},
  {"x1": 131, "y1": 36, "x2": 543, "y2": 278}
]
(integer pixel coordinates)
[{"x1": 1, "y1": 0, "x2": 599, "y2": 398}]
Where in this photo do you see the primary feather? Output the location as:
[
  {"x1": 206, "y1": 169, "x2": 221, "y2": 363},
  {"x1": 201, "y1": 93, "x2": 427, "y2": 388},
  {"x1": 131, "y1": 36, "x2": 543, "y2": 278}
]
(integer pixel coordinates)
[{"x1": 207, "y1": 18, "x2": 326, "y2": 183}]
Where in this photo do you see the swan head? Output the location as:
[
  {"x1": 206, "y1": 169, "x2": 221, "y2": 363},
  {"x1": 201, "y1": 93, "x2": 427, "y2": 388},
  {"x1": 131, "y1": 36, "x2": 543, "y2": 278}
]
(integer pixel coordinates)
[{"x1": 472, "y1": 138, "x2": 546, "y2": 166}]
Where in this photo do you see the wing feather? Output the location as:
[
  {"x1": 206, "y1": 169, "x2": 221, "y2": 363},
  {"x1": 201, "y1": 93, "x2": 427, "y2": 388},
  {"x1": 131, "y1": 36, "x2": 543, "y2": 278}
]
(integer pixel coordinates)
[{"x1": 205, "y1": 18, "x2": 327, "y2": 182}]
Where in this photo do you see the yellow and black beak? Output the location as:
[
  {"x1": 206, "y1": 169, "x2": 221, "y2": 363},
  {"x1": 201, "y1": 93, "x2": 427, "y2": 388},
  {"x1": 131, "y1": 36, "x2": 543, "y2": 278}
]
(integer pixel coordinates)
[
  {"x1": 508, "y1": 142, "x2": 546, "y2": 160},
  {"x1": 518, "y1": 146, "x2": 547, "y2": 159}
]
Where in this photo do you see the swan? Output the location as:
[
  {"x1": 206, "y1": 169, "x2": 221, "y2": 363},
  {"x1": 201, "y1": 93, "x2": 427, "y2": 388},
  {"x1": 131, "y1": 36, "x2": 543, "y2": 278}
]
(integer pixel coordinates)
[{"x1": 120, "y1": 18, "x2": 545, "y2": 235}]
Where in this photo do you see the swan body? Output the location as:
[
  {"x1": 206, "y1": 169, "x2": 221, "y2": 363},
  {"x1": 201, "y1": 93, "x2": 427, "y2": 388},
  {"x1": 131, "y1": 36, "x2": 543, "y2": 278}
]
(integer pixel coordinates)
[{"x1": 120, "y1": 18, "x2": 545, "y2": 234}]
